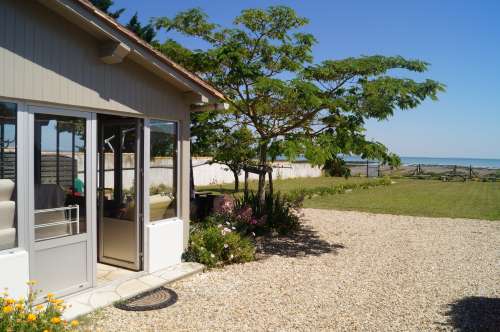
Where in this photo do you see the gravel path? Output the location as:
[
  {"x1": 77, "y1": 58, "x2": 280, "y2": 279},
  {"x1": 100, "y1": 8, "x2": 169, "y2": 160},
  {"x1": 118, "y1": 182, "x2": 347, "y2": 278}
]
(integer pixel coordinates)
[{"x1": 86, "y1": 209, "x2": 500, "y2": 331}]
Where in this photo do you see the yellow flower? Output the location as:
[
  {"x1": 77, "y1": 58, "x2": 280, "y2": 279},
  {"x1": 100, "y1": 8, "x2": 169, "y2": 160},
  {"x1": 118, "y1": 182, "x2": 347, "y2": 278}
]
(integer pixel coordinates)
[
  {"x1": 2, "y1": 305, "x2": 13, "y2": 314},
  {"x1": 46, "y1": 293, "x2": 54, "y2": 299},
  {"x1": 15, "y1": 303, "x2": 24, "y2": 310},
  {"x1": 50, "y1": 316, "x2": 61, "y2": 324},
  {"x1": 5, "y1": 298, "x2": 15, "y2": 305},
  {"x1": 27, "y1": 313, "x2": 37, "y2": 322},
  {"x1": 35, "y1": 304, "x2": 44, "y2": 311},
  {"x1": 26, "y1": 280, "x2": 37, "y2": 286},
  {"x1": 55, "y1": 299, "x2": 64, "y2": 304},
  {"x1": 71, "y1": 320, "x2": 79, "y2": 327},
  {"x1": 43, "y1": 330, "x2": 49, "y2": 332}
]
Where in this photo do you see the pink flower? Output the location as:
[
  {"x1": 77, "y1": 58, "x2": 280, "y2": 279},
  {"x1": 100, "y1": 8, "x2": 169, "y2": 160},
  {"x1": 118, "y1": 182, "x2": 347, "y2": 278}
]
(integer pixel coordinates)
[
  {"x1": 236, "y1": 206, "x2": 253, "y2": 223},
  {"x1": 213, "y1": 195, "x2": 235, "y2": 214}
]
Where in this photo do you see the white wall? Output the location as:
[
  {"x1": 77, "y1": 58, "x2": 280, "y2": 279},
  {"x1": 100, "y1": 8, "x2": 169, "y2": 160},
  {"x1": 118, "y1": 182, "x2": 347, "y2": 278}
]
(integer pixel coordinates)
[
  {"x1": 192, "y1": 158, "x2": 323, "y2": 186},
  {"x1": 145, "y1": 219, "x2": 183, "y2": 273},
  {"x1": 0, "y1": 250, "x2": 29, "y2": 299}
]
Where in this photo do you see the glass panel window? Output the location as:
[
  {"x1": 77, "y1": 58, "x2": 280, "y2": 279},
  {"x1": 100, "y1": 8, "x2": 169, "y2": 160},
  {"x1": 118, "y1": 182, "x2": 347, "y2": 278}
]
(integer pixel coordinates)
[
  {"x1": 34, "y1": 114, "x2": 86, "y2": 241},
  {"x1": 149, "y1": 120, "x2": 177, "y2": 221},
  {"x1": 0, "y1": 102, "x2": 17, "y2": 250}
]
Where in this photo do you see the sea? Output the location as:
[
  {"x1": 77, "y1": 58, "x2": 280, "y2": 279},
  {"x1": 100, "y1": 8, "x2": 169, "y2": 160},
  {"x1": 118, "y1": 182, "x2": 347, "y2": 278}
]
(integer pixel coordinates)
[
  {"x1": 399, "y1": 156, "x2": 500, "y2": 169},
  {"x1": 343, "y1": 155, "x2": 500, "y2": 169}
]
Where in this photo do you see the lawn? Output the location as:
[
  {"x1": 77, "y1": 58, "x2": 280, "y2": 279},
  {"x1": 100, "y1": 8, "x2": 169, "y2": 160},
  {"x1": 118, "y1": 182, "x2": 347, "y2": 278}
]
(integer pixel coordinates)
[
  {"x1": 199, "y1": 177, "x2": 500, "y2": 221},
  {"x1": 197, "y1": 176, "x2": 380, "y2": 194},
  {"x1": 304, "y1": 178, "x2": 500, "y2": 221}
]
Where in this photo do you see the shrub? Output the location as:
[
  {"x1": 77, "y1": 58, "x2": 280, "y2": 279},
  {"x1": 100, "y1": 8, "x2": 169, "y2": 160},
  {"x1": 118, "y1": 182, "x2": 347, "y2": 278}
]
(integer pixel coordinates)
[
  {"x1": 288, "y1": 176, "x2": 391, "y2": 200},
  {"x1": 323, "y1": 157, "x2": 351, "y2": 178},
  {"x1": 234, "y1": 191, "x2": 302, "y2": 235},
  {"x1": 0, "y1": 281, "x2": 79, "y2": 332},
  {"x1": 183, "y1": 224, "x2": 255, "y2": 268}
]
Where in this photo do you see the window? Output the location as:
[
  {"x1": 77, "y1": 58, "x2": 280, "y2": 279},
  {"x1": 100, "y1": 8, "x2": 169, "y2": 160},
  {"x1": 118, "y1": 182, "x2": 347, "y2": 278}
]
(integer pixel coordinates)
[
  {"x1": 34, "y1": 114, "x2": 86, "y2": 241},
  {"x1": 149, "y1": 120, "x2": 177, "y2": 221},
  {"x1": 0, "y1": 102, "x2": 17, "y2": 250}
]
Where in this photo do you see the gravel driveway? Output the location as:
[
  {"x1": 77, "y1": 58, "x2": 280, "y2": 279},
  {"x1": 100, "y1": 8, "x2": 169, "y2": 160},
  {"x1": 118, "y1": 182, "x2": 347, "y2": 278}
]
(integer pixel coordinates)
[{"x1": 86, "y1": 209, "x2": 500, "y2": 331}]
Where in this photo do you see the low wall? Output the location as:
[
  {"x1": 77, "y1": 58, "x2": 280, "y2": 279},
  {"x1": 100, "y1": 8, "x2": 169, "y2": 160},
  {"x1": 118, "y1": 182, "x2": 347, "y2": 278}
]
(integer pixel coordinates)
[{"x1": 192, "y1": 158, "x2": 323, "y2": 186}]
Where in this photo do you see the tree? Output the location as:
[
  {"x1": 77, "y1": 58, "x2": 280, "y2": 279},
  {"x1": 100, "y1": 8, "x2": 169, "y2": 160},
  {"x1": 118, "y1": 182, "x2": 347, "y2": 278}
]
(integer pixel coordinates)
[
  {"x1": 211, "y1": 126, "x2": 256, "y2": 191},
  {"x1": 89, "y1": 0, "x2": 125, "y2": 19},
  {"x1": 155, "y1": 7, "x2": 444, "y2": 202},
  {"x1": 126, "y1": 13, "x2": 158, "y2": 44},
  {"x1": 189, "y1": 110, "x2": 227, "y2": 197}
]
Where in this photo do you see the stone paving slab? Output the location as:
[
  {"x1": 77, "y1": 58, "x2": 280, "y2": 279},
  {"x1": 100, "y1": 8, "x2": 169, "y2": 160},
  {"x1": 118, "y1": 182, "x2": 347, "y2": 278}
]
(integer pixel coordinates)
[{"x1": 62, "y1": 262, "x2": 204, "y2": 320}]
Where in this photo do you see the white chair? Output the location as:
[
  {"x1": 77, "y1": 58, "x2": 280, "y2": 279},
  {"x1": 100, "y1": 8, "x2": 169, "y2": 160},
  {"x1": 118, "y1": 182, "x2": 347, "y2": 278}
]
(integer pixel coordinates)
[{"x1": 0, "y1": 179, "x2": 16, "y2": 251}]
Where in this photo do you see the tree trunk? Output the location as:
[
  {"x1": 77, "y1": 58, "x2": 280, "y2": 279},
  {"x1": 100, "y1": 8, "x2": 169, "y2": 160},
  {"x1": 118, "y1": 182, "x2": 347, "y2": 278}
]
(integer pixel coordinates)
[
  {"x1": 233, "y1": 170, "x2": 239, "y2": 192},
  {"x1": 257, "y1": 141, "x2": 268, "y2": 203},
  {"x1": 244, "y1": 170, "x2": 249, "y2": 196},
  {"x1": 268, "y1": 170, "x2": 273, "y2": 196}
]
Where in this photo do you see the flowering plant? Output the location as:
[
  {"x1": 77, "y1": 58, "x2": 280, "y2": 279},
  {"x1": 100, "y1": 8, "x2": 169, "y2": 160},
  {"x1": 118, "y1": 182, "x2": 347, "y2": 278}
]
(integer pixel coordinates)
[
  {"x1": 0, "y1": 281, "x2": 79, "y2": 332},
  {"x1": 210, "y1": 195, "x2": 268, "y2": 237},
  {"x1": 184, "y1": 224, "x2": 255, "y2": 268}
]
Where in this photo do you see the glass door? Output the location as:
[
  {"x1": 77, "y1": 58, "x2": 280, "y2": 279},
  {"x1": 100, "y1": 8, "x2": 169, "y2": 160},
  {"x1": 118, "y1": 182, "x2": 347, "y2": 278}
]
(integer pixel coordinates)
[
  {"x1": 29, "y1": 106, "x2": 94, "y2": 297},
  {"x1": 98, "y1": 116, "x2": 142, "y2": 271}
]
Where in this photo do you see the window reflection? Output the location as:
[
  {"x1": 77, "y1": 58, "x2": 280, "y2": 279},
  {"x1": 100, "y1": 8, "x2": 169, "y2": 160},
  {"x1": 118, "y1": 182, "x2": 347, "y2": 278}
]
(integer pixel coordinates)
[
  {"x1": 34, "y1": 114, "x2": 86, "y2": 241},
  {"x1": 0, "y1": 102, "x2": 17, "y2": 251},
  {"x1": 149, "y1": 120, "x2": 177, "y2": 221}
]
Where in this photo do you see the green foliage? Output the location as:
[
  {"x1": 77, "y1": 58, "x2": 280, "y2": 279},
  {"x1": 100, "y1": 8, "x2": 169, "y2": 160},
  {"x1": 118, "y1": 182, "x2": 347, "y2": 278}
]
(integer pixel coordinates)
[
  {"x1": 288, "y1": 177, "x2": 392, "y2": 201},
  {"x1": 149, "y1": 183, "x2": 173, "y2": 196},
  {"x1": 126, "y1": 13, "x2": 157, "y2": 44},
  {"x1": 212, "y1": 126, "x2": 257, "y2": 190},
  {"x1": 234, "y1": 192, "x2": 302, "y2": 235},
  {"x1": 190, "y1": 110, "x2": 227, "y2": 157},
  {"x1": 0, "y1": 283, "x2": 79, "y2": 331},
  {"x1": 89, "y1": 0, "x2": 124, "y2": 19},
  {"x1": 183, "y1": 225, "x2": 255, "y2": 268},
  {"x1": 154, "y1": 6, "x2": 444, "y2": 201},
  {"x1": 323, "y1": 157, "x2": 351, "y2": 178}
]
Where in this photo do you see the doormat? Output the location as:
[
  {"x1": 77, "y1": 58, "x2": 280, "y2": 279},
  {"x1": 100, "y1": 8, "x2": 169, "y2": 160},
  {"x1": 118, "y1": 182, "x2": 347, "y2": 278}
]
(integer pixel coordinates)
[{"x1": 114, "y1": 287, "x2": 178, "y2": 311}]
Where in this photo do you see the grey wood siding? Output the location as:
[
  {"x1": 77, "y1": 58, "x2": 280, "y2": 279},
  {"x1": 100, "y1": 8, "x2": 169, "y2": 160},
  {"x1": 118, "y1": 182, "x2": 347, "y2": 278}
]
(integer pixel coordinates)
[{"x1": 0, "y1": 0, "x2": 186, "y2": 120}]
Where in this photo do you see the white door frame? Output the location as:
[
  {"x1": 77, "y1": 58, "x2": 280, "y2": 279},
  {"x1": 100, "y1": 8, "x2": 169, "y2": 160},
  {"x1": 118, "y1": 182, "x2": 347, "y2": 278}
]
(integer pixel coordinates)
[{"x1": 27, "y1": 105, "x2": 97, "y2": 297}]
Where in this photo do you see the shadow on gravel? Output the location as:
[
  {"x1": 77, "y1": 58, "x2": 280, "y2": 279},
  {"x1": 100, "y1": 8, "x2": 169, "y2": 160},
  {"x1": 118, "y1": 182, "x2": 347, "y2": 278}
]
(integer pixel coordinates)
[
  {"x1": 256, "y1": 224, "x2": 344, "y2": 258},
  {"x1": 441, "y1": 296, "x2": 500, "y2": 332}
]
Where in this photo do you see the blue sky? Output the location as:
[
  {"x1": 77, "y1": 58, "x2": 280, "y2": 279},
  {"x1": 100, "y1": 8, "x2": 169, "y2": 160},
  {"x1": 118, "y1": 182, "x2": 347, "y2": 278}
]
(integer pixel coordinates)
[{"x1": 113, "y1": 0, "x2": 500, "y2": 159}]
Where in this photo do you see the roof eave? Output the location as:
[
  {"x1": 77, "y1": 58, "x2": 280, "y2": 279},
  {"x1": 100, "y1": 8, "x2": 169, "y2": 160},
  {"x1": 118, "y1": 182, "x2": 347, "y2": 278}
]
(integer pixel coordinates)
[{"x1": 38, "y1": 0, "x2": 226, "y2": 103}]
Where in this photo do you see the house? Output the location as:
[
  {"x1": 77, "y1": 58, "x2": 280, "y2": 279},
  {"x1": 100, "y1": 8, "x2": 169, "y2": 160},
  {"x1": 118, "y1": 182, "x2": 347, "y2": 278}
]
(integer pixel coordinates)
[{"x1": 0, "y1": 0, "x2": 224, "y2": 300}]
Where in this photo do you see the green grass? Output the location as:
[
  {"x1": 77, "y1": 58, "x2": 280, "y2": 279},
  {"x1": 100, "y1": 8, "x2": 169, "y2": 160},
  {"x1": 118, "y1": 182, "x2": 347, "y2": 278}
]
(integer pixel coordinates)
[
  {"x1": 198, "y1": 176, "x2": 381, "y2": 195},
  {"x1": 200, "y1": 177, "x2": 500, "y2": 220},
  {"x1": 304, "y1": 178, "x2": 500, "y2": 220}
]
